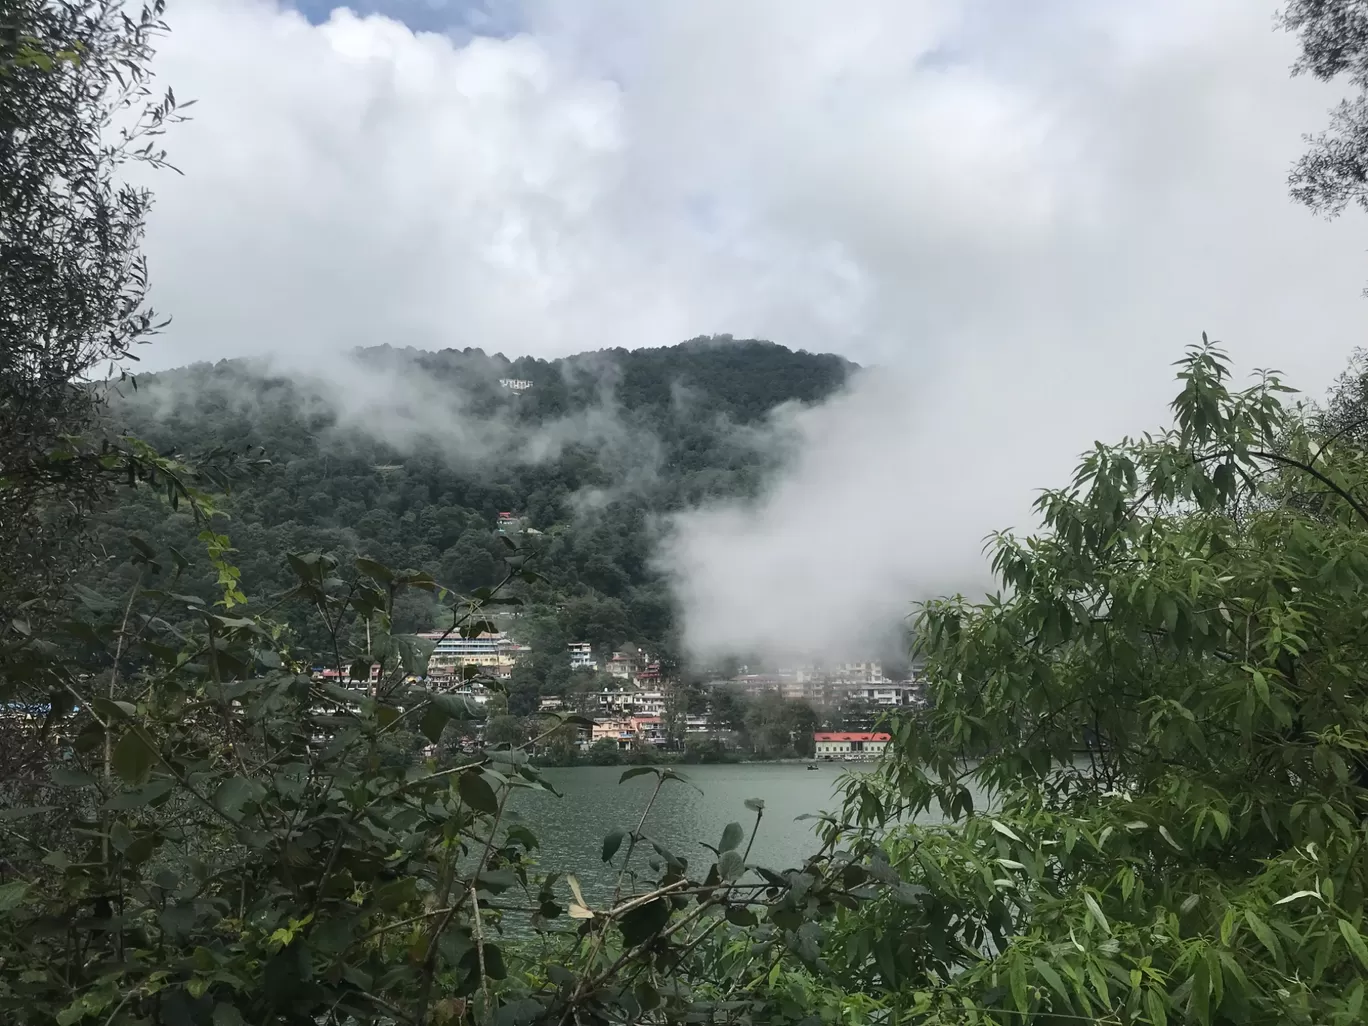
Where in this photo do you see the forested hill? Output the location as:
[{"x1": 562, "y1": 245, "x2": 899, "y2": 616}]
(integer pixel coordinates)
[{"x1": 90, "y1": 337, "x2": 854, "y2": 683}]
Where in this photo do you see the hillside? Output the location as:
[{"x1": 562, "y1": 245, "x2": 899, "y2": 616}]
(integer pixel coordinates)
[{"x1": 89, "y1": 337, "x2": 854, "y2": 692}]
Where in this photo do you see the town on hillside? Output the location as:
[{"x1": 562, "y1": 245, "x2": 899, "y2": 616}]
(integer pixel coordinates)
[{"x1": 314, "y1": 630, "x2": 923, "y2": 760}]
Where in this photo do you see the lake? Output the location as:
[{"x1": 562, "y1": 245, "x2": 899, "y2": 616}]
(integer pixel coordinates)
[{"x1": 505, "y1": 762, "x2": 887, "y2": 905}]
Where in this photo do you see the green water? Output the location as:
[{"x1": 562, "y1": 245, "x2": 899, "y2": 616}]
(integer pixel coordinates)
[{"x1": 506, "y1": 762, "x2": 871, "y2": 905}]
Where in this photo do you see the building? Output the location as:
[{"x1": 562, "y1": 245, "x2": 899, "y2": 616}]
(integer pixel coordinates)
[
  {"x1": 606, "y1": 648, "x2": 649, "y2": 680},
  {"x1": 590, "y1": 715, "x2": 667, "y2": 749},
  {"x1": 419, "y1": 630, "x2": 530, "y2": 680},
  {"x1": 845, "y1": 682, "x2": 922, "y2": 707},
  {"x1": 630, "y1": 716, "x2": 667, "y2": 746},
  {"x1": 813, "y1": 731, "x2": 891, "y2": 760},
  {"x1": 568, "y1": 642, "x2": 597, "y2": 671},
  {"x1": 591, "y1": 717, "x2": 636, "y2": 748},
  {"x1": 496, "y1": 512, "x2": 519, "y2": 534},
  {"x1": 592, "y1": 688, "x2": 666, "y2": 717},
  {"x1": 499, "y1": 378, "x2": 533, "y2": 391}
]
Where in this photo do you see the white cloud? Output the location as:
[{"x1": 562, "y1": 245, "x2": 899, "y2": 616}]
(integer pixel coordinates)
[{"x1": 138, "y1": 0, "x2": 1368, "y2": 662}]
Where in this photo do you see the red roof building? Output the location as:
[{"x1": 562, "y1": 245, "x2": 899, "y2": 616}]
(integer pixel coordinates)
[
  {"x1": 812, "y1": 732, "x2": 891, "y2": 742},
  {"x1": 812, "y1": 731, "x2": 891, "y2": 759}
]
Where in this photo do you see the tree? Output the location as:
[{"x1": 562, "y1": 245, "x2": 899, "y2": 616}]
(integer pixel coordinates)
[
  {"x1": 587, "y1": 736, "x2": 623, "y2": 765},
  {"x1": 483, "y1": 712, "x2": 526, "y2": 747},
  {"x1": 1283, "y1": 1, "x2": 1368, "y2": 272},
  {"x1": 744, "y1": 693, "x2": 814, "y2": 758},
  {"x1": 831, "y1": 341, "x2": 1368, "y2": 1024},
  {"x1": 790, "y1": 700, "x2": 819, "y2": 757},
  {"x1": 506, "y1": 672, "x2": 540, "y2": 717},
  {"x1": 0, "y1": 0, "x2": 184, "y2": 605}
]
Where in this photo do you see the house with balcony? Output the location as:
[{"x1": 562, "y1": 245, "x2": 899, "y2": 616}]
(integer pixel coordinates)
[{"x1": 568, "y1": 641, "x2": 597, "y2": 671}]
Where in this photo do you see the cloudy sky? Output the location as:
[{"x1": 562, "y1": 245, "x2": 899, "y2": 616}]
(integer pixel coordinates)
[{"x1": 135, "y1": 0, "x2": 1368, "y2": 660}]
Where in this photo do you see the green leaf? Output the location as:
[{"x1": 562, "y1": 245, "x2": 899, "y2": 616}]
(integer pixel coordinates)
[
  {"x1": 355, "y1": 557, "x2": 395, "y2": 583},
  {"x1": 1083, "y1": 892, "x2": 1111, "y2": 934},
  {"x1": 391, "y1": 634, "x2": 437, "y2": 676},
  {"x1": 719, "y1": 821, "x2": 744, "y2": 853},
  {"x1": 105, "y1": 777, "x2": 176, "y2": 810},
  {"x1": 431, "y1": 691, "x2": 482, "y2": 719},
  {"x1": 0, "y1": 880, "x2": 30, "y2": 911},
  {"x1": 1009, "y1": 954, "x2": 1028, "y2": 1012},
  {"x1": 743, "y1": 797, "x2": 765, "y2": 813},
  {"x1": 111, "y1": 728, "x2": 157, "y2": 785},
  {"x1": 1033, "y1": 958, "x2": 1070, "y2": 1004},
  {"x1": 420, "y1": 706, "x2": 449, "y2": 744},
  {"x1": 49, "y1": 765, "x2": 94, "y2": 788},
  {"x1": 1145, "y1": 987, "x2": 1168, "y2": 1026},
  {"x1": 726, "y1": 905, "x2": 758, "y2": 927},
  {"x1": 991, "y1": 819, "x2": 1023, "y2": 842},
  {"x1": 213, "y1": 1004, "x2": 245, "y2": 1026},
  {"x1": 214, "y1": 777, "x2": 256, "y2": 820},
  {"x1": 476, "y1": 869, "x2": 517, "y2": 893},
  {"x1": 459, "y1": 770, "x2": 499, "y2": 815},
  {"x1": 719, "y1": 850, "x2": 745, "y2": 881},
  {"x1": 619, "y1": 766, "x2": 660, "y2": 783},
  {"x1": 91, "y1": 697, "x2": 137, "y2": 721},
  {"x1": 602, "y1": 827, "x2": 626, "y2": 863},
  {"x1": 1346, "y1": 980, "x2": 1364, "y2": 1023},
  {"x1": 618, "y1": 897, "x2": 671, "y2": 946},
  {"x1": 1243, "y1": 910, "x2": 1279, "y2": 961},
  {"x1": 1339, "y1": 919, "x2": 1368, "y2": 969}
]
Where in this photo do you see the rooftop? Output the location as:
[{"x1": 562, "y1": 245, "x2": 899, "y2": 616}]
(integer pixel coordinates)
[{"x1": 813, "y1": 732, "x2": 891, "y2": 742}]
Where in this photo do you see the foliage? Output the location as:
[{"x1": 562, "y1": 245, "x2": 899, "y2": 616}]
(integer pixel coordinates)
[
  {"x1": 0, "y1": 527, "x2": 884, "y2": 1025},
  {"x1": 0, "y1": 0, "x2": 186, "y2": 601},
  {"x1": 743, "y1": 694, "x2": 819, "y2": 759},
  {"x1": 829, "y1": 341, "x2": 1368, "y2": 1025},
  {"x1": 87, "y1": 340, "x2": 855, "y2": 681},
  {"x1": 1283, "y1": 0, "x2": 1368, "y2": 225}
]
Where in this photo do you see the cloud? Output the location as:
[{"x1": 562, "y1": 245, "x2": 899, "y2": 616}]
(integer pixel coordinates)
[{"x1": 136, "y1": 0, "x2": 1368, "y2": 662}]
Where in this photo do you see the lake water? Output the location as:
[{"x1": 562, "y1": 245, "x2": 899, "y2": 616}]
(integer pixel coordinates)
[{"x1": 506, "y1": 762, "x2": 877, "y2": 905}]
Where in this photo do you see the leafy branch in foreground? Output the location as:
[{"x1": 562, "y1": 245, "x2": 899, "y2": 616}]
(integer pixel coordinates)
[
  {"x1": 826, "y1": 339, "x2": 1368, "y2": 1025},
  {"x1": 0, "y1": 514, "x2": 889, "y2": 1025}
]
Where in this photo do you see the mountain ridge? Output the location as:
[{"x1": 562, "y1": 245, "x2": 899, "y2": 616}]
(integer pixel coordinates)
[{"x1": 90, "y1": 336, "x2": 861, "y2": 694}]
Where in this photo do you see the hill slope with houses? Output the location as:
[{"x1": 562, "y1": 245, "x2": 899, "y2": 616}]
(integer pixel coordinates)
[{"x1": 86, "y1": 336, "x2": 913, "y2": 753}]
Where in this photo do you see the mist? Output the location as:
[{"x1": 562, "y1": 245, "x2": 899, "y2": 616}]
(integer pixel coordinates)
[{"x1": 123, "y1": 0, "x2": 1368, "y2": 667}]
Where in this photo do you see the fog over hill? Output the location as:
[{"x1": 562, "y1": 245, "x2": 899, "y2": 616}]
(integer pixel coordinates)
[{"x1": 99, "y1": 336, "x2": 923, "y2": 670}]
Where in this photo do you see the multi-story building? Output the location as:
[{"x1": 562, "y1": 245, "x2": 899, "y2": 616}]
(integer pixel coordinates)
[
  {"x1": 591, "y1": 717, "x2": 636, "y2": 747},
  {"x1": 606, "y1": 648, "x2": 649, "y2": 680},
  {"x1": 419, "y1": 630, "x2": 530, "y2": 680},
  {"x1": 499, "y1": 378, "x2": 533, "y2": 391},
  {"x1": 590, "y1": 715, "x2": 667, "y2": 749},
  {"x1": 630, "y1": 716, "x2": 666, "y2": 746},
  {"x1": 845, "y1": 682, "x2": 921, "y2": 707},
  {"x1": 592, "y1": 688, "x2": 666, "y2": 717},
  {"x1": 568, "y1": 642, "x2": 597, "y2": 671},
  {"x1": 813, "y1": 731, "x2": 891, "y2": 759}
]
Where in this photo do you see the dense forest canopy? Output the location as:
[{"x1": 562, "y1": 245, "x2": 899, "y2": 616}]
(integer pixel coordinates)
[{"x1": 91, "y1": 337, "x2": 856, "y2": 672}]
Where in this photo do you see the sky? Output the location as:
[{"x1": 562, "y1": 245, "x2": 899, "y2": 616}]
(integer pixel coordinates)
[{"x1": 130, "y1": 0, "x2": 1368, "y2": 662}]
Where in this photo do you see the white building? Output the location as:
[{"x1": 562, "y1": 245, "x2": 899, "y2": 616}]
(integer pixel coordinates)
[
  {"x1": 593, "y1": 688, "x2": 666, "y2": 717},
  {"x1": 813, "y1": 731, "x2": 890, "y2": 759},
  {"x1": 846, "y1": 682, "x2": 921, "y2": 707},
  {"x1": 420, "y1": 630, "x2": 530, "y2": 680},
  {"x1": 568, "y1": 642, "x2": 597, "y2": 671},
  {"x1": 499, "y1": 378, "x2": 533, "y2": 391}
]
